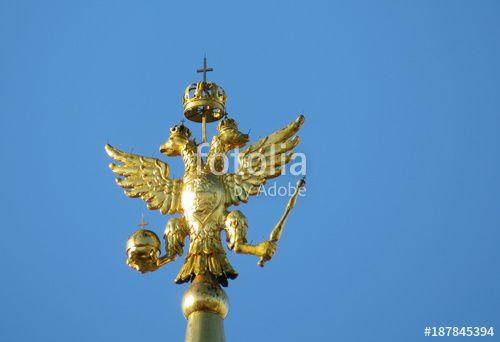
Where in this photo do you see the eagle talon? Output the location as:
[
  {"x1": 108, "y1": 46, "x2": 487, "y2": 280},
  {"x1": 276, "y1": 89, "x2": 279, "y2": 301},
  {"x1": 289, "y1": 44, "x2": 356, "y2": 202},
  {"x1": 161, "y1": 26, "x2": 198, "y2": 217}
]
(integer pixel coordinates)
[{"x1": 257, "y1": 241, "x2": 277, "y2": 260}]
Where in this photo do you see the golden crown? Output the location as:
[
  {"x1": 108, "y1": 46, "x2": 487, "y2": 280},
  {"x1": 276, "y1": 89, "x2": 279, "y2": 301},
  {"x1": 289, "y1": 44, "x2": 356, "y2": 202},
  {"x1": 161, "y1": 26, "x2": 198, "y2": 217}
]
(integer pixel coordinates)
[
  {"x1": 183, "y1": 81, "x2": 226, "y2": 123},
  {"x1": 169, "y1": 123, "x2": 192, "y2": 139},
  {"x1": 217, "y1": 116, "x2": 238, "y2": 133}
]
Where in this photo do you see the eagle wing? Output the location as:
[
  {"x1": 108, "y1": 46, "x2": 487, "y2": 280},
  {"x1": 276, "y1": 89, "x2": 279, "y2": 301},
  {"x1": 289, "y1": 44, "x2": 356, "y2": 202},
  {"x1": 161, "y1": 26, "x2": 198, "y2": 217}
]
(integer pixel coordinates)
[
  {"x1": 224, "y1": 115, "x2": 304, "y2": 206},
  {"x1": 105, "y1": 144, "x2": 183, "y2": 214}
]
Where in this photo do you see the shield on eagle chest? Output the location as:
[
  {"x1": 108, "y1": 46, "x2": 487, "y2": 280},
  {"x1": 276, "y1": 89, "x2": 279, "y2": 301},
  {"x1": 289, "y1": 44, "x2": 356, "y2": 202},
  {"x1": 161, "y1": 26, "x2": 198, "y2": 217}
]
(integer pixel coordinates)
[{"x1": 181, "y1": 175, "x2": 224, "y2": 225}]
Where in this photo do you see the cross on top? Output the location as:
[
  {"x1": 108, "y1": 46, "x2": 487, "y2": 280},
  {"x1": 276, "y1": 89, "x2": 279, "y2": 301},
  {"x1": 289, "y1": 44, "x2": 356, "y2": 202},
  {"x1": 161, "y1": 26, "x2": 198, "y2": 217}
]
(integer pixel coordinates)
[
  {"x1": 138, "y1": 214, "x2": 148, "y2": 227},
  {"x1": 196, "y1": 56, "x2": 213, "y2": 82}
]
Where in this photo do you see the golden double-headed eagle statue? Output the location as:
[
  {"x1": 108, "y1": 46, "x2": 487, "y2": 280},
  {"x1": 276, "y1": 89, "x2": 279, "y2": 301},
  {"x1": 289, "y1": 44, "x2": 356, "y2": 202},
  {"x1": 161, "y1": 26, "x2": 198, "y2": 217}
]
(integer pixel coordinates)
[{"x1": 105, "y1": 58, "x2": 305, "y2": 287}]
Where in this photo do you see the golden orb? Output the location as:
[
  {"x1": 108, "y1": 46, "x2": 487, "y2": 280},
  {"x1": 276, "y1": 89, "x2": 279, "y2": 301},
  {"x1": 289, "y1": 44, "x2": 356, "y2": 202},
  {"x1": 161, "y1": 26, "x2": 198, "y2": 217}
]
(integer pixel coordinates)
[{"x1": 126, "y1": 229, "x2": 161, "y2": 273}]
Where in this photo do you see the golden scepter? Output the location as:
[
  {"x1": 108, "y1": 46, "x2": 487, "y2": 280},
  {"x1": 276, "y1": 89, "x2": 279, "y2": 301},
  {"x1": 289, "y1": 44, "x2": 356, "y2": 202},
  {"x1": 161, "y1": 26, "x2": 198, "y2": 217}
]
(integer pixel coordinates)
[{"x1": 258, "y1": 177, "x2": 306, "y2": 267}]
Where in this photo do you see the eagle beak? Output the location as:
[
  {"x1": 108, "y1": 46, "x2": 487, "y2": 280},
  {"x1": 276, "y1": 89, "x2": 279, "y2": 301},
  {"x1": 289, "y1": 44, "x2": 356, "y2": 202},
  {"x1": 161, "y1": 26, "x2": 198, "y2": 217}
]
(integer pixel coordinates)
[
  {"x1": 160, "y1": 141, "x2": 177, "y2": 155},
  {"x1": 159, "y1": 144, "x2": 168, "y2": 154}
]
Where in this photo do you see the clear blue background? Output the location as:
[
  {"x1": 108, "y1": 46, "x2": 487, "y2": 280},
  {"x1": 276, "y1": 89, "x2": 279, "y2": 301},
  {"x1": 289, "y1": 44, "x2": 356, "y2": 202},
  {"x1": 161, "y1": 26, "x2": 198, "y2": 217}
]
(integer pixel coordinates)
[{"x1": 1, "y1": 1, "x2": 499, "y2": 341}]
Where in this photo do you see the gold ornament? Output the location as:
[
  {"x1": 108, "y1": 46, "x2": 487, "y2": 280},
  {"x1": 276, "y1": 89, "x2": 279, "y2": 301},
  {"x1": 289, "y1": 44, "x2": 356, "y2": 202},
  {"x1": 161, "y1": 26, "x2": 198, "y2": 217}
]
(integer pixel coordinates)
[{"x1": 105, "y1": 59, "x2": 306, "y2": 288}]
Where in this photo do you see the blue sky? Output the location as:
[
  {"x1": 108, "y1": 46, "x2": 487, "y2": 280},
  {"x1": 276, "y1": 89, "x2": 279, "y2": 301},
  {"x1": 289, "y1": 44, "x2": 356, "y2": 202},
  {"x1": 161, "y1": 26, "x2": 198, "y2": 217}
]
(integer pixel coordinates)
[{"x1": 1, "y1": 1, "x2": 499, "y2": 341}]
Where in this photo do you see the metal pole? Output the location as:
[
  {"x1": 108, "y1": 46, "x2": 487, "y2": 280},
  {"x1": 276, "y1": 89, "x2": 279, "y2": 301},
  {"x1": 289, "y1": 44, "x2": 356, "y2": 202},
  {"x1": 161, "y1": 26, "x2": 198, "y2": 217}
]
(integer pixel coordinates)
[
  {"x1": 182, "y1": 275, "x2": 228, "y2": 342},
  {"x1": 202, "y1": 114, "x2": 207, "y2": 143}
]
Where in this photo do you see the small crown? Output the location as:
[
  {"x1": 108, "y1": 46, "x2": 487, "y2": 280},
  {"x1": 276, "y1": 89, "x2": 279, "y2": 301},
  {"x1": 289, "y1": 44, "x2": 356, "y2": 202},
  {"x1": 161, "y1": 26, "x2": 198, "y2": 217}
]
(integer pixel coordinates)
[
  {"x1": 169, "y1": 123, "x2": 192, "y2": 139},
  {"x1": 217, "y1": 116, "x2": 238, "y2": 134},
  {"x1": 183, "y1": 82, "x2": 226, "y2": 123}
]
